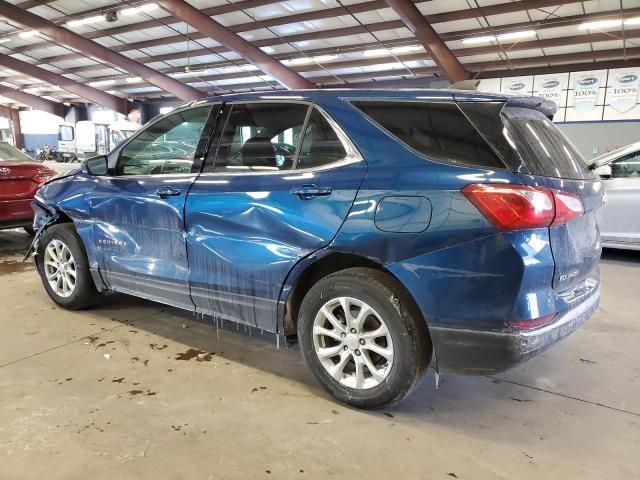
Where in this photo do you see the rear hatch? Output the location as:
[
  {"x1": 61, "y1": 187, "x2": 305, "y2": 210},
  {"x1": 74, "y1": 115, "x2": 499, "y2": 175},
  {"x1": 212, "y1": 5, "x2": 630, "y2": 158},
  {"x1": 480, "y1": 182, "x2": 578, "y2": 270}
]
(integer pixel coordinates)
[{"x1": 457, "y1": 96, "x2": 603, "y2": 294}]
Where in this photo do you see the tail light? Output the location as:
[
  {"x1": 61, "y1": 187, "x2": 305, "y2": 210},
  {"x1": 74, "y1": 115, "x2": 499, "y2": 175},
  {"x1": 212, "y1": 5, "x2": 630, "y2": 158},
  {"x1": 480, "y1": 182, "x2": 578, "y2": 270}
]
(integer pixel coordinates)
[
  {"x1": 552, "y1": 191, "x2": 584, "y2": 225},
  {"x1": 462, "y1": 184, "x2": 583, "y2": 231},
  {"x1": 509, "y1": 313, "x2": 557, "y2": 330},
  {"x1": 32, "y1": 170, "x2": 56, "y2": 184},
  {"x1": 32, "y1": 174, "x2": 53, "y2": 184}
]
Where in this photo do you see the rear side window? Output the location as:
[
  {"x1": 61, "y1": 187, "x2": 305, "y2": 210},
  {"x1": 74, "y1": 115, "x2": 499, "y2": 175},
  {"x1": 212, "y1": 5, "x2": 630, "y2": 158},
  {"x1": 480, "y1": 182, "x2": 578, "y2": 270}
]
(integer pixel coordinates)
[
  {"x1": 351, "y1": 100, "x2": 505, "y2": 169},
  {"x1": 212, "y1": 103, "x2": 309, "y2": 173}
]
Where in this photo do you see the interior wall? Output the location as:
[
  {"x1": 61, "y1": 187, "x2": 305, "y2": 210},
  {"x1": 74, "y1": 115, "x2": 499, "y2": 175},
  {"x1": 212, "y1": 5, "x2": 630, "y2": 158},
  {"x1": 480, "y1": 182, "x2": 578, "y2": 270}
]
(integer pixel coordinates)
[{"x1": 558, "y1": 121, "x2": 640, "y2": 161}]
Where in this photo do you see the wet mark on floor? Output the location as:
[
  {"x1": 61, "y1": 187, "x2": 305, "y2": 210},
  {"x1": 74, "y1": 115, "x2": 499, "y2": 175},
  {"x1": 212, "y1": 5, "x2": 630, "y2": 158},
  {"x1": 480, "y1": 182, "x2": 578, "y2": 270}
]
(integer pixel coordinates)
[
  {"x1": 175, "y1": 348, "x2": 214, "y2": 361},
  {"x1": 0, "y1": 259, "x2": 33, "y2": 275},
  {"x1": 128, "y1": 389, "x2": 156, "y2": 397},
  {"x1": 86, "y1": 335, "x2": 99, "y2": 344},
  {"x1": 150, "y1": 343, "x2": 167, "y2": 350},
  {"x1": 251, "y1": 386, "x2": 268, "y2": 393},
  {"x1": 95, "y1": 340, "x2": 115, "y2": 349},
  {"x1": 383, "y1": 412, "x2": 394, "y2": 418},
  {"x1": 580, "y1": 358, "x2": 597, "y2": 365},
  {"x1": 510, "y1": 397, "x2": 533, "y2": 403},
  {"x1": 447, "y1": 473, "x2": 458, "y2": 478},
  {"x1": 112, "y1": 377, "x2": 125, "y2": 383}
]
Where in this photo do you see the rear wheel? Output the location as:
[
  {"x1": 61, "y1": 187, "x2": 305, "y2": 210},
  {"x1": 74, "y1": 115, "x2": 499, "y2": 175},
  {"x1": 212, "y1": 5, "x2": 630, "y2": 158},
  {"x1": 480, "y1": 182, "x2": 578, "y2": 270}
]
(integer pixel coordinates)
[
  {"x1": 298, "y1": 268, "x2": 431, "y2": 409},
  {"x1": 36, "y1": 224, "x2": 100, "y2": 309}
]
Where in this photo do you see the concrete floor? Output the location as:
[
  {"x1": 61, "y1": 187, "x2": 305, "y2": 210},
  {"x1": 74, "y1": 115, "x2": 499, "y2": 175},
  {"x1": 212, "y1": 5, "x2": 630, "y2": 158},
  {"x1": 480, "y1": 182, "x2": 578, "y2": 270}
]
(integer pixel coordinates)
[{"x1": 0, "y1": 229, "x2": 638, "y2": 480}]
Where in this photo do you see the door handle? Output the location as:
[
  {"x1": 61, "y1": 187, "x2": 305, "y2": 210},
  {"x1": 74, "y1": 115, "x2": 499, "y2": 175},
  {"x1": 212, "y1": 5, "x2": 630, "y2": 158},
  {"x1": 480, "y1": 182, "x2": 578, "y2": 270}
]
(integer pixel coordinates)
[
  {"x1": 291, "y1": 184, "x2": 332, "y2": 200},
  {"x1": 154, "y1": 186, "x2": 182, "y2": 199}
]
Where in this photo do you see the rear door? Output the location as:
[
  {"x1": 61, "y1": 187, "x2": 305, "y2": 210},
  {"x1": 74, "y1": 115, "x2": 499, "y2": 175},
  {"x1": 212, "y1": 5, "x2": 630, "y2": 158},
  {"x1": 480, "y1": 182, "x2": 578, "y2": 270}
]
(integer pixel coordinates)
[
  {"x1": 599, "y1": 151, "x2": 640, "y2": 246},
  {"x1": 459, "y1": 100, "x2": 604, "y2": 293},
  {"x1": 186, "y1": 102, "x2": 366, "y2": 331}
]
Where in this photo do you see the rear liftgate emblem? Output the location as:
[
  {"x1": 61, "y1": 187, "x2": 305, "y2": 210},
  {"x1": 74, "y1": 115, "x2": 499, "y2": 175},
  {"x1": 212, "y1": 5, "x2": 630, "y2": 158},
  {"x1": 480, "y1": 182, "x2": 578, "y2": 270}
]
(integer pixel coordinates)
[{"x1": 0, "y1": 167, "x2": 10, "y2": 176}]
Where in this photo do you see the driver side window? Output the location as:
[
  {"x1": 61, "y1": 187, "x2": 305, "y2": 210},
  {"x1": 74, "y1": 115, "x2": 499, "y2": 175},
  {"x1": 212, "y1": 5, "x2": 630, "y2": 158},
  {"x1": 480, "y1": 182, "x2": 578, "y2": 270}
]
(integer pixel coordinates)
[{"x1": 117, "y1": 106, "x2": 212, "y2": 176}]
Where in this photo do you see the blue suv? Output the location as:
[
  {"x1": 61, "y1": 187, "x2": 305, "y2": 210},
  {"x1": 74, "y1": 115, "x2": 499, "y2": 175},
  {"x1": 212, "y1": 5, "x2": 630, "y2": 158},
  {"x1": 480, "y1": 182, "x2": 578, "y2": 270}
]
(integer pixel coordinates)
[{"x1": 30, "y1": 90, "x2": 603, "y2": 408}]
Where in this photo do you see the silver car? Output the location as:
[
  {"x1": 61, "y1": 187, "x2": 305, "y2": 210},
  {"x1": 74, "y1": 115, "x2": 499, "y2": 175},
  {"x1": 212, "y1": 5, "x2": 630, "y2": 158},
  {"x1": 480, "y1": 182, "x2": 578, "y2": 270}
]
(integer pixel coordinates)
[{"x1": 592, "y1": 141, "x2": 640, "y2": 250}]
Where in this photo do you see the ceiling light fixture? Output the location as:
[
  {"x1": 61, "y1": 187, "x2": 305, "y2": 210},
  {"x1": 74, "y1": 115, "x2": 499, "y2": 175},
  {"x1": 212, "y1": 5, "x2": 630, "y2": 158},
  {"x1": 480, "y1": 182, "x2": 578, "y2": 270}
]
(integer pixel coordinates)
[
  {"x1": 121, "y1": 3, "x2": 159, "y2": 16},
  {"x1": 18, "y1": 30, "x2": 40, "y2": 39},
  {"x1": 578, "y1": 19, "x2": 623, "y2": 30},
  {"x1": 0, "y1": 37, "x2": 10, "y2": 44},
  {"x1": 312, "y1": 55, "x2": 338, "y2": 63},
  {"x1": 462, "y1": 35, "x2": 496, "y2": 45},
  {"x1": 286, "y1": 58, "x2": 312, "y2": 65},
  {"x1": 497, "y1": 30, "x2": 537, "y2": 41},
  {"x1": 624, "y1": 17, "x2": 640, "y2": 26},
  {"x1": 65, "y1": 15, "x2": 106, "y2": 28},
  {"x1": 390, "y1": 45, "x2": 422, "y2": 54},
  {"x1": 90, "y1": 79, "x2": 115, "y2": 86},
  {"x1": 363, "y1": 48, "x2": 390, "y2": 57}
]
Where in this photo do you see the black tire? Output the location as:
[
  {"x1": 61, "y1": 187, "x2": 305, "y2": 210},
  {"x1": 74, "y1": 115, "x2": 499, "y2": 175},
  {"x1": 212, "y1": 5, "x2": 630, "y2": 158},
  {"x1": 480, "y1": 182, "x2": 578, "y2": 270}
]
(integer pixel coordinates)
[
  {"x1": 36, "y1": 223, "x2": 100, "y2": 310},
  {"x1": 298, "y1": 267, "x2": 432, "y2": 409},
  {"x1": 23, "y1": 226, "x2": 35, "y2": 236}
]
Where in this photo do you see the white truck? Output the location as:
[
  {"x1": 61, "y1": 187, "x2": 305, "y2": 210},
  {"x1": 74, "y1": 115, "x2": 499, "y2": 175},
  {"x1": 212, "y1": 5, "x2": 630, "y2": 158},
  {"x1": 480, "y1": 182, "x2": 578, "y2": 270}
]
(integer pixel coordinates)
[{"x1": 57, "y1": 120, "x2": 140, "y2": 162}]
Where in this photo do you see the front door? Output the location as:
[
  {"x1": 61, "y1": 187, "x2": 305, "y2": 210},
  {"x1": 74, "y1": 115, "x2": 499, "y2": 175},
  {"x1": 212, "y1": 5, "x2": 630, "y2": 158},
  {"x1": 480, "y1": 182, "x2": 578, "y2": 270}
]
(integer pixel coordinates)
[
  {"x1": 186, "y1": 102, "x2": 367, "y2": 331},
  {"x1": 90, "y1": 105, "x2": 217, "y2": 309},
  {"x1": 600, "y1": 151, "x2": 640, "y2": 246}
]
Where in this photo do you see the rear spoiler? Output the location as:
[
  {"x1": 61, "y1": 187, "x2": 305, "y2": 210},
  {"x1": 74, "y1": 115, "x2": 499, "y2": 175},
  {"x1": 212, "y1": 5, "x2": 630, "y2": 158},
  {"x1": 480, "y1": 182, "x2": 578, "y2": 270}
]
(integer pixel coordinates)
[
  {"x1": 452, "y1": 91, "x2": 557, "y2": 120},
  {"x1": 505, "y1": 96, "x2": 557, "y2": 119}
]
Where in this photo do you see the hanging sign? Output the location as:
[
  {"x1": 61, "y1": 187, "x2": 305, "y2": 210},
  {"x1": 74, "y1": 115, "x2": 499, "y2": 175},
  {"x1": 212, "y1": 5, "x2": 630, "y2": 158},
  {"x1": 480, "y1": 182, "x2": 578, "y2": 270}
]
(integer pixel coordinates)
[
  {"x1": 536, "y1": 75, "x2": 563, "y2": 107},
  {"x1": 573, "y1": 73, "x2": 601, "y2": 112},
  {"x1": 501, "y1": 76, "x2": 532, "y2": 95},
  {"x1": 609, "y1": 71, "x2": 640, "y2": 113}
]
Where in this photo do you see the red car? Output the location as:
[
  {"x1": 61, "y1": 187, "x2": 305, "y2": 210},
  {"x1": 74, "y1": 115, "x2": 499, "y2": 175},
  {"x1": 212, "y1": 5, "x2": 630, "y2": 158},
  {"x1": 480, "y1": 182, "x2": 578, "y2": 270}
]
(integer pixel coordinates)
[{"x1": 0, "y1": 142, "x2": 56, "y2": 234}]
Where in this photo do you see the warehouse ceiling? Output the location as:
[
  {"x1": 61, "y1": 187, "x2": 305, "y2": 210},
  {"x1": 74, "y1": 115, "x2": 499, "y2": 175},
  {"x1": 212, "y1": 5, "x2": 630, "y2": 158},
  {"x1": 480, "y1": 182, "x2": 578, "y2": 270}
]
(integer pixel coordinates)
[{"x1": 0, "y1": 0, "x2": 639, "y2": 108}]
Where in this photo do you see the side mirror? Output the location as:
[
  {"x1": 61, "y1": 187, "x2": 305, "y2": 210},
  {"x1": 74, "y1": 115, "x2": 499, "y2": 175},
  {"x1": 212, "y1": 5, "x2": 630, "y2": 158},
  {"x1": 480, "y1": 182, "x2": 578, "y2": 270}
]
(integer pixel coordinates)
[
  {"x1": 594, "y1": 164, "x2": 612, "y2": 179},
  {"x1": 82, "y1": 155, "x2": 108, "y2": 176}
]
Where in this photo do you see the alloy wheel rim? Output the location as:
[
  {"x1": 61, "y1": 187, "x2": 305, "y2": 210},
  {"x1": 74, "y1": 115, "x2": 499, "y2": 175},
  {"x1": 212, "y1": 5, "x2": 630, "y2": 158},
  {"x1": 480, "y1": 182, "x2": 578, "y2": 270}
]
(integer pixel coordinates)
[
  {"x1": 312, "y1": 296, "x2": 394, "y2": 390},
  {"x1": 43, "y1": 239, "x2": 77, "y2": 298}
]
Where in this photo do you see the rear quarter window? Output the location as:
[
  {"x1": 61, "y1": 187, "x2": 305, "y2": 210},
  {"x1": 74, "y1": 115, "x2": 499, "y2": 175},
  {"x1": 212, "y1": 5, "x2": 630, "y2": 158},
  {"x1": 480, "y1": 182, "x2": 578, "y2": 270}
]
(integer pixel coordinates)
[
  {"x1": 501, "y1": 107, "x2": 593, "y2": 180},
  {"x1": 350, "y1": 100, "x2": 505, "y2": 170}
]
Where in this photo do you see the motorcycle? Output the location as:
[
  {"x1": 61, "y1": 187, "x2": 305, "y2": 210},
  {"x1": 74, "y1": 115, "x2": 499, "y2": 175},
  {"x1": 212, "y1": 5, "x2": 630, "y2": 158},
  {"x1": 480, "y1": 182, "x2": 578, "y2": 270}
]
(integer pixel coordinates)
[{"x1": 35, "y1": 144, "x2": 56, "y2": 162}]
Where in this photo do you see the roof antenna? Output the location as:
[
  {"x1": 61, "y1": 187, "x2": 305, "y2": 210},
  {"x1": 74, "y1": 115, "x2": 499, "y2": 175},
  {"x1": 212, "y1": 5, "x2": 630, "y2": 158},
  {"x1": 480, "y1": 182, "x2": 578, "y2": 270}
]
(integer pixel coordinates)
[{"x1": 449, "y1": 79, "x2": 481, "y2": 90}]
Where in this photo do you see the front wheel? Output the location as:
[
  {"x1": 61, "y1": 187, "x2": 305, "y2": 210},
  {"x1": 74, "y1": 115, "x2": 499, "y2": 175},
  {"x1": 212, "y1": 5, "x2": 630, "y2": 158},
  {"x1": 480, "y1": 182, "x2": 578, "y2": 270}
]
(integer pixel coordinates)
[
  {"x1": 36, "y1": 224, "x2": 100, "y2": 309},
  {"x1": 298, "y1": 268, "x2": 432, "y2": 409}
]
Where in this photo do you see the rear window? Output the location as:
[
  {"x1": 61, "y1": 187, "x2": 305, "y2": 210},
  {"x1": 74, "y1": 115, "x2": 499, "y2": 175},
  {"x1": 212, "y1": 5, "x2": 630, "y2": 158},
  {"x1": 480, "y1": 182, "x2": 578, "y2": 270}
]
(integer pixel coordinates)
[
  {"x1": 59, "y1": 125, "x2": 74, "y2": 141},
  {"x1": 0, "y1": 143, "x2": 32, "y2": 162},
  {"x1": 501, "y1": 107, "x2": 592, "y2": 180},
  {"x1": 351, "y1": 100, "x2": 505, "y2": 169}
]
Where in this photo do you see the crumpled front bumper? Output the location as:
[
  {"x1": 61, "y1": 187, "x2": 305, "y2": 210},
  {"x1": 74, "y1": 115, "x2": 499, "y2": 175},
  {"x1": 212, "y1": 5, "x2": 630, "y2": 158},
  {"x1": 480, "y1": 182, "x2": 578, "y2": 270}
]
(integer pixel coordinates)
[{"x1": 429, "y1": 287, "x2": 600, "y2": 375}]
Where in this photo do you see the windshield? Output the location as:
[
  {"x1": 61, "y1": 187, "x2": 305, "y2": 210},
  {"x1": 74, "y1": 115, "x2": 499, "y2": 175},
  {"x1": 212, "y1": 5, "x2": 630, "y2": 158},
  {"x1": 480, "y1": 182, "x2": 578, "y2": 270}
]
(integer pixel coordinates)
[
  {"x1": 502, "y1": 107, "x2": 592, "y2": 180},
  {"x1": 0, "y1": 143, "x2": 33, "y2": 162}
]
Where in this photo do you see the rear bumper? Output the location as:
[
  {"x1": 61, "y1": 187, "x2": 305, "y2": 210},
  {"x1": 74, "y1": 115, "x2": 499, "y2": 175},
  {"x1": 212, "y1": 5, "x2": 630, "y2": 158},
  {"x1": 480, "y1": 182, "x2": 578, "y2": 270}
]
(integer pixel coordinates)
[
  {"x1": 430, "y1": 286, "x2": 600, "y2": 374},
  {"x1": 0, "y1": 199, "x2": 34, "y2": 229}
]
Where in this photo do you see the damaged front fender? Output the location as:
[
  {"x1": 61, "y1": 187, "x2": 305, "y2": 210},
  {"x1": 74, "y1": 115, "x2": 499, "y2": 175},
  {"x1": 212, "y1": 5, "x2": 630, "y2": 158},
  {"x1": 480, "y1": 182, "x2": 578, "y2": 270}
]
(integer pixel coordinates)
[{"x1": 22, "y1": 202, "x2": 60, "y2": 262}]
